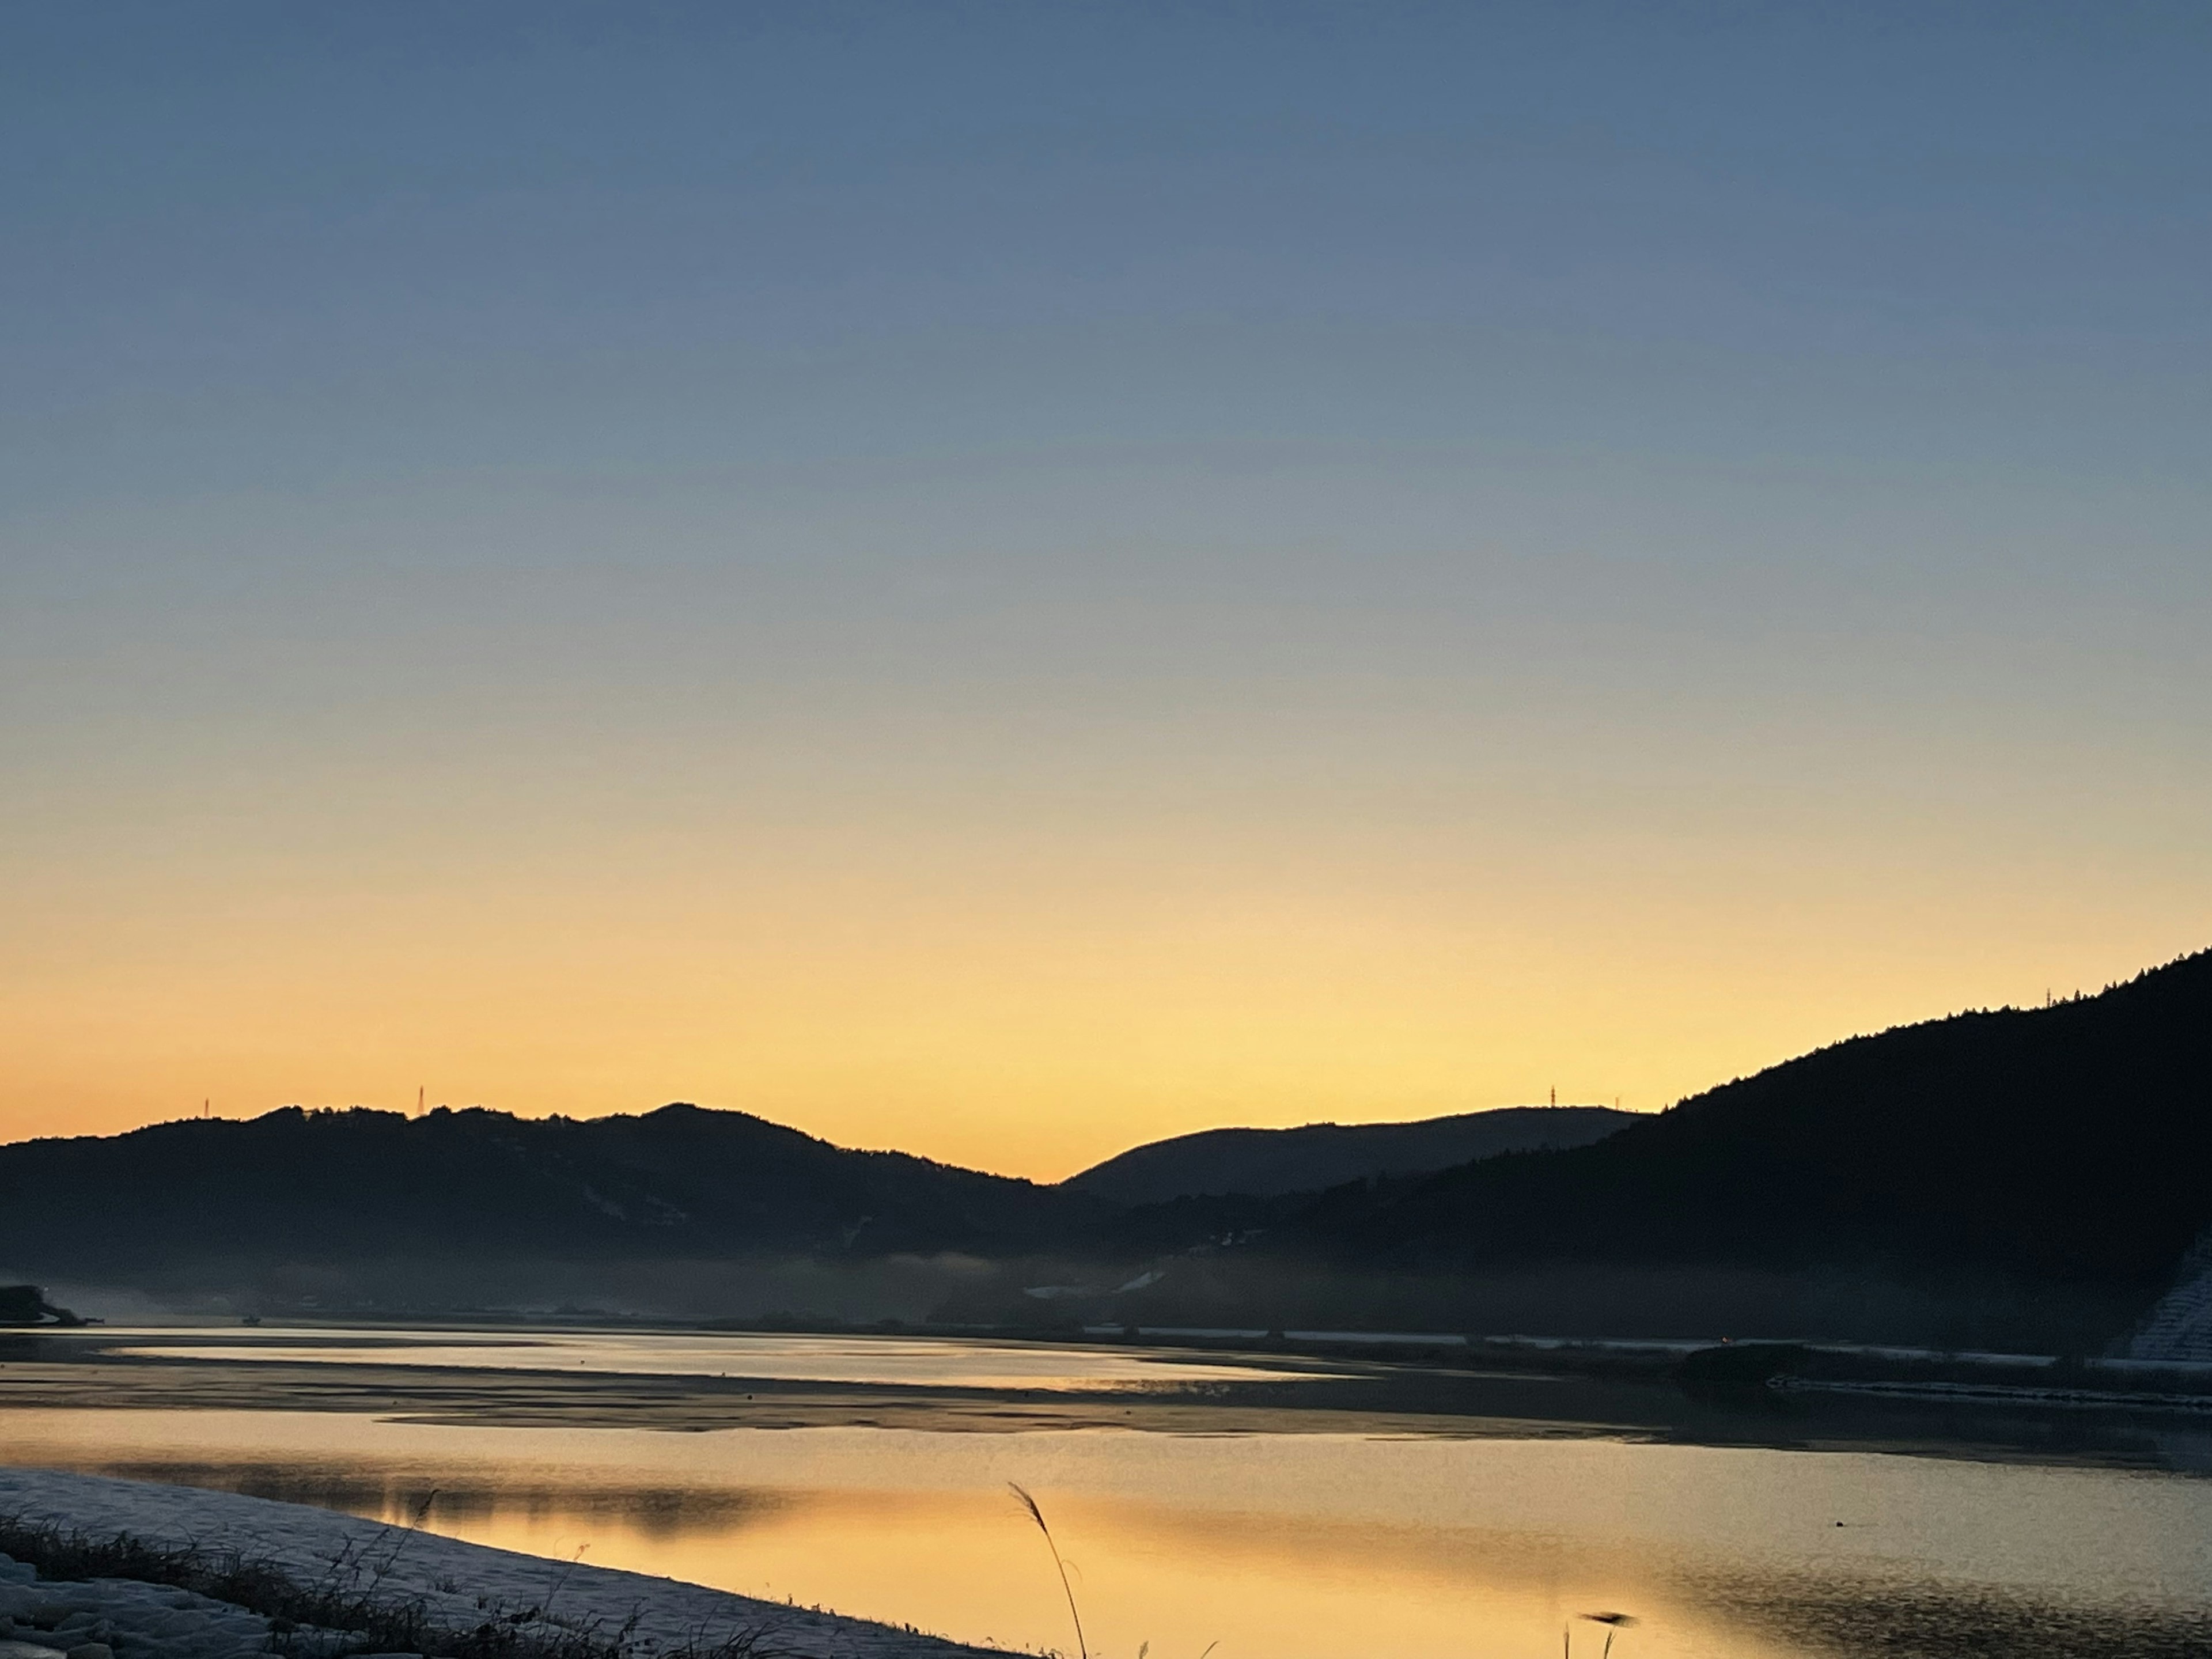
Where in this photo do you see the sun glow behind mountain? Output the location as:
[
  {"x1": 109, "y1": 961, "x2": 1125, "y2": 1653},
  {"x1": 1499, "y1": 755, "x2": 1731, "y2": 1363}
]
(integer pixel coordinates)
[{"x1": 3, "y1": 5, "x2": 2207, "y2": 1179}]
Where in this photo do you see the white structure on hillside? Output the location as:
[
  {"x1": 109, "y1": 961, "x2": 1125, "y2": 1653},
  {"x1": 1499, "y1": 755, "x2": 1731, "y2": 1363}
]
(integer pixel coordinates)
[{"x1": 2127, "y1": 1234, "x2": 2212, "y2": 1362}]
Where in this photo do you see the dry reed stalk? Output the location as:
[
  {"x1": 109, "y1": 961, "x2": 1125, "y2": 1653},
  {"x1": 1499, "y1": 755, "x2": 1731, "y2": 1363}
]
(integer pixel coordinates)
[{"x1": 1007, "y1": 1482, "x2": 1088, "y2": 1659}]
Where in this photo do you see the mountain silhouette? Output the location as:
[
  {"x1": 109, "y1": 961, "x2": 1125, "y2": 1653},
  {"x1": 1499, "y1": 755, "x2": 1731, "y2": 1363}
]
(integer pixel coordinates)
[
  {"x1": 1063, "y1": 1106, "x2": 1633, "y2": 1205},
  {"x1": 0, "y1": 1102, "x2": 1103, "y2": 1281},
  {"x1": 5, "y1": 945, "x2": 2209, "y2": 1346}
]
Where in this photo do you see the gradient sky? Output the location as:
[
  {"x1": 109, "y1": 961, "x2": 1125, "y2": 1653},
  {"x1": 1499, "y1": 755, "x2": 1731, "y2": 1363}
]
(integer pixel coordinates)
[{"x1": 4, "y1": 2, "x2": 2208, "y2": 1180}]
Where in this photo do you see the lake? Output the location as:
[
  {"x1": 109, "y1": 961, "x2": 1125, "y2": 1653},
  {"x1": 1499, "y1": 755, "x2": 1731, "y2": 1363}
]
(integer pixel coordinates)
[{"x1": 3, "y1": 1327, "x2": 2209, "y2": 1659}]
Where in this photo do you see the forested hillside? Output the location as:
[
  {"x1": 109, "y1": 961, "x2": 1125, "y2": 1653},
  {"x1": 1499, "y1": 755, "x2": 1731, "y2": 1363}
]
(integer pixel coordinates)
[{"x1": 1306, "y1": 949, "x2": 2212, "y2": 1294}]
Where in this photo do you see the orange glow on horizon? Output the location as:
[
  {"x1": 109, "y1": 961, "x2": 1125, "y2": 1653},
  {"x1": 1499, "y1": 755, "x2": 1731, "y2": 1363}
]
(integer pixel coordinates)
[{"x1": 3, "y1": 791, "x2": 2198, "y2": 1180}]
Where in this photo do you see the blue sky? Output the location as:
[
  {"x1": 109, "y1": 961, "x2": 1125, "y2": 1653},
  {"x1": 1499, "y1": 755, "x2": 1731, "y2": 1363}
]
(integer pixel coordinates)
[{"x1": 12, "y1": 2, "x2": 2209, "y2": 495}]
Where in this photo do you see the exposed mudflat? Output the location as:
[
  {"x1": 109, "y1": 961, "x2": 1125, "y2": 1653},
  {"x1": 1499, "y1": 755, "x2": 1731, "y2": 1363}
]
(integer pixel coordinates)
[{"x1": 5, "y1": 1327, "x2": 2211, "y2": 1468}]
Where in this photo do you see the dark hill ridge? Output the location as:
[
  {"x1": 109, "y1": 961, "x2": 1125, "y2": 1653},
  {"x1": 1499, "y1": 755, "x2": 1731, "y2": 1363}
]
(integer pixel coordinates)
[
  {"x1": 0, "y1": 1102, "x2": 1106, "y2": 1278},
  {"x1": 1306, "y1": 947, "x2": 2212, "y2": 1293},
  {"x1": 7, "y1": 945, "x2": 2209, "y2": 1341},
  {"x1": 1064, "y1": 1106, "x2": 1634, "y2": 1205}
]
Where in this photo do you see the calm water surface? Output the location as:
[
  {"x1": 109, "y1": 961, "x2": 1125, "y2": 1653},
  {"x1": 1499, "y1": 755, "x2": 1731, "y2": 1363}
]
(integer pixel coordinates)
[
  {"x1": 80, "y1": 1325, "x2": 1319, "y2": 1390},
  {"x1": 5, "y1": 1330, "x2": 2210, "y2": 1659}
]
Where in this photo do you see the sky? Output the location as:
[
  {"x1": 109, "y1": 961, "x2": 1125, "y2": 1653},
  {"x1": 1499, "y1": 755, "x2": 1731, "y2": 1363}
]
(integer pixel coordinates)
[{"x1": 3, "y1": 2, "x2": 2208, "y2": 1180}]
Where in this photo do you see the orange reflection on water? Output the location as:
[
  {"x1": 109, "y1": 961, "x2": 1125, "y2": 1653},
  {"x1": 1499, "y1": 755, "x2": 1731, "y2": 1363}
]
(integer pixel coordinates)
[
  {"x1": 440, "y1": 1486, "x2": 1704, "y2": 1659},
  {"x1": 6, "y1": 1410, "x2": 2211, "y2": 1659}
]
